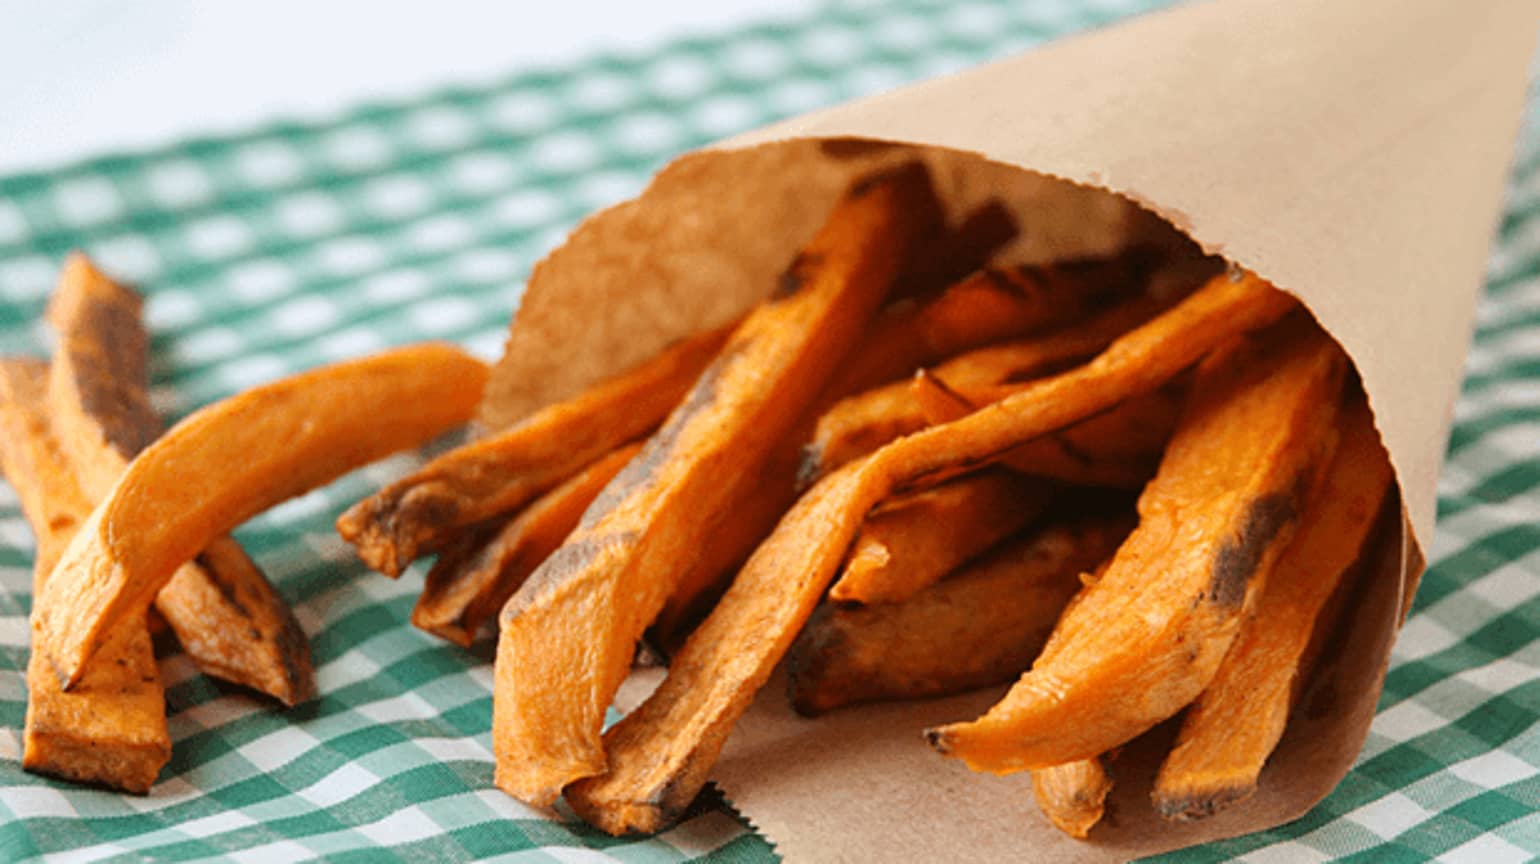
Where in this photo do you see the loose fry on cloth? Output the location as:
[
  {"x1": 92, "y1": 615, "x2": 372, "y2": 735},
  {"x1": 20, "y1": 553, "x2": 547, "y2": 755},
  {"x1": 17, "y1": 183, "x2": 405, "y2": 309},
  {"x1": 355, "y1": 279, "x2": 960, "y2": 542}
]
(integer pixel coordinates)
[
  {"x1": 495, "y1": 162, "x2": 944, "y2": 807},
  {"x1": 788, "y1": 516, "x2": 1131, "y2": 715},
  {"x1": 562, "y1": 271, "x2": 1298, "y2": 834},
  {"x1": 1152, "y1": 393, "x2": 1393, "y2": 820},
  {"x1": 46, "y1": 254, "x2": 313, "y2": 704},
  {"x1": 1033, "y1": 757, "x2": 1115, "y2": 839},
  {"x1": 827, "y1": 469, "x2": 1053, "y2": 605},
  {"x1": 806, "y1": 292, "x2": 1167, "y2": 476},
  {"x1": 0, "y1": 360, "x2": 169, "y2": 793},
  {"x1": 34, "y1": 343, "x2": 489, "y2": 689},
  {"x1": 927, "y1": 316, "x2": 1347, "y2": 773},
  {"x1": 837, "y1": 252, "x2": 1151, "y2": 395},
  {"x1": 914, "y1": 372, "x2": 1183, "y2": 488},
  {"x1": 338, "y1": 324, "x2": 731, "y2": 577},
  {"x1": 414, "y1": 442, "x2": 643, "y2": 646}
]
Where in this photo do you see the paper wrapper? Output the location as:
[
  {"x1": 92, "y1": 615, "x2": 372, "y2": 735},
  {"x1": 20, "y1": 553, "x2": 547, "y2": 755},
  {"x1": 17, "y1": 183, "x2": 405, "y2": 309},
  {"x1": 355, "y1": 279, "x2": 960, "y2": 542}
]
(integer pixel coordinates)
[{"x1": 480, "y1": 0, "x2": 1538, "y2": 859}]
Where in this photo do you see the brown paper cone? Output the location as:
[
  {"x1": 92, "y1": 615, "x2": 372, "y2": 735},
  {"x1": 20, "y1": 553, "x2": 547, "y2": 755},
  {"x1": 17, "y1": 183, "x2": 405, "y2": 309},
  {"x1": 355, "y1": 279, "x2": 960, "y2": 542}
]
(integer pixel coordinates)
[{"x1": 481, "y1": 0, "x2": 1538, "y2": 858}]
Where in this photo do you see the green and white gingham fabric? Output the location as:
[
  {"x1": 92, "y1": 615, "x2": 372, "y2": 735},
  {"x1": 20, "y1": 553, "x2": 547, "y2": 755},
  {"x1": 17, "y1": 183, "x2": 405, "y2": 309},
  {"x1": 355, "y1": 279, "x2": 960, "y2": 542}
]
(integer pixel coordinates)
[{"x1": 0, "y1": 0, "x2": 1535, "y2": 860}]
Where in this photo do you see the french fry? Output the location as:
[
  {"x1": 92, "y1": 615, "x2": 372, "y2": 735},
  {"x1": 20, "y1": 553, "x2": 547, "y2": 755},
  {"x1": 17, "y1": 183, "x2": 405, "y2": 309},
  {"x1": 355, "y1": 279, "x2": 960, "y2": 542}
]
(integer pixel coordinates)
[
  {"x1": 828, "y1": 469, "x2": 1053, "y2": 605},
  {"x1": 33, "y1": 343, "x2": 488, "y2": 689},
  {"x1": 788, "y1": 517, "x2": 1130, "y2": 716},
  {"x1": 413, "y1": 441, "x2": 642, "y2": 647},
  {"x1": 0, "y1": 360, "x2": 169, "y2": 793},
  {"x1": 1032, "y1": 758, "x2": 1115, "y2": 839},
  {"x1": 1152, "y1": 393, "x2": 1392, "y2": 820},
  {"x1": 837, "y1": 253, "x2": 1151, "y2": 395},
  {"x1": 495, "y1": 162, "x2": 944, "y2": 807},
  {"x1": 806, "y1": 292, "x2": 1166, "y2": 476},
  {"x1": 46, "y1": 254, "x2": 313, "y2": 704},
  {"x1": 887, "y1": 199, "x2": 1018, "y2": 299},
  {"x1": 562, "y1": 271, "x2": 1297, "y2": 834},
  {"x1": 338, "y1": 323, "x2": 731, "y2": 577},
  {"x1": 926, "y1": 316, "x2": 1346, "y2": 772},
  {"x1": 913, "y1": 372, "x2": 1182, "y2": 489}
]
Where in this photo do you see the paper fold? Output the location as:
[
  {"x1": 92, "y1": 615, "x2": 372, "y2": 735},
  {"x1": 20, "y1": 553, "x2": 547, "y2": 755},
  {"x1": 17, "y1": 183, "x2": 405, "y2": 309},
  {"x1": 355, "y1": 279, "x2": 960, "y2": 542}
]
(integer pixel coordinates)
[{"x1": 482, "y1": 0, "x2": 1536, "y2": 858}]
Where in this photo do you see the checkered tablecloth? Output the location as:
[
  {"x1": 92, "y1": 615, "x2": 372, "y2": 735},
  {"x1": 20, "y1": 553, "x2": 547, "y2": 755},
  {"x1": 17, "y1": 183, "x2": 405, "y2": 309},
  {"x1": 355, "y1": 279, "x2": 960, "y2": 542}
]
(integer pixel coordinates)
[{"x1": 0, "y1": 0, "x2": 1536, "y2": 860}]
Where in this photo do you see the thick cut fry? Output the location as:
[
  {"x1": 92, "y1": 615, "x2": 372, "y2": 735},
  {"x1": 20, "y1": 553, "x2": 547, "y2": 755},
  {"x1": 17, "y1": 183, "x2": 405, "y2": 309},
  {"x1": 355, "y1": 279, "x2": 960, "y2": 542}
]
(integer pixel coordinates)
[
  {"x1": 414, "y1": 442, "x2": 642, "y2": 647},
  {"x1": 914, "y1": 372, "x2": 1183, "y2": 488},
  {"x1": 807, "y1": 293, "x2": 1165, "y2": 476},
  {"x1": 495, "y1": 163, "x2": 944, "y2": 807},
  {"x1": 1152, "y1": 394, "x2": 1392, "y2": 820},
  {"x1": 1033, "y1": 758, "x2": 1114, "y2": 839},
  {"x1": 46, "y1": 254, "x2": 312, "y2": 704},
  {"x1": 837, "y1": 253, "x2": 1150, "y2": 395},
  {"x1": 338, "y1": 324, "x2": 730, "y2": 577},
  {"x1": 828, "y1": 469, "x2": 1052, "y2": 605},
  {"x1": 35, "y1": 343, "x2": 488, "y2": 689},
  {"x1": 788, "y1": 517, "x2": 1130, "y2": 716},
  {"x1": 927, "y1": 317, "x2": 1346, "y2": 773},
  {"x1": 562, "y1": 271, "x2": 1296, "y2": 834},
  {"x1": 0, "y1": 360, "x2": 169, "y2": 793}
]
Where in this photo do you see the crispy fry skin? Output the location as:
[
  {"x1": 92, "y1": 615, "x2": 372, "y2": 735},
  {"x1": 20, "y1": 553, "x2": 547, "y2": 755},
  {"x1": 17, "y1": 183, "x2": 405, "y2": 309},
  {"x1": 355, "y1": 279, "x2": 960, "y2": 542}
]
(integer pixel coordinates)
[
  {"x1": 828, "y1": 469, "x2": 1052, "y2": 605},
  {"x1": 46, "y1": 254, "x2": 313, "y2": 704},
  {"x1": 1152, "y1": 394, "x2": 1392, "y2": 820},
  {"x1": 561, "y1": 272, "x2": 1296, "y2": 834},
  {"x1": 836, "y1": 253, "x2": 1148, "y2": 396},
  {"x1": 414, "y1": 442, "x2": 642, "y2": 647},
  {"x1": 914, "y1": 372, "x2": 1182, "y2": 489},
  {"x1": 789, "y1": 517, "x2": 1130, "y2": 716},
  {"x1": 808, "y1": 293, "x2": 1165, "y2": 476},
  {"x1": 495, "y1": 163, "x2": 944, "y2": 807},
  {"x1": 35, "y1": 343, "x2": 489, "y2": 689},
  {"x1": 1032, "y1": 758, "x2": 1114, "y2": 838},
  {"x1": 927, "y1": 317, "x2": 1346, "y2": 773},
  {"x1": 0, "y1": 360, "x2": 169, "y2": 793},
  {"x1": 338, "y1": 324, "x2": 730, "y2": 577}
]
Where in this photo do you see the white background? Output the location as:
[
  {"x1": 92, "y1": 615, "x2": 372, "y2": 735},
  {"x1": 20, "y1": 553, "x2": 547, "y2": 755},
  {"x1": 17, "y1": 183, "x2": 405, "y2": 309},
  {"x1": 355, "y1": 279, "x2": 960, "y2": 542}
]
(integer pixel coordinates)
[{"x1": 0, "y1": 0, "x2": 812, "y2": 175}]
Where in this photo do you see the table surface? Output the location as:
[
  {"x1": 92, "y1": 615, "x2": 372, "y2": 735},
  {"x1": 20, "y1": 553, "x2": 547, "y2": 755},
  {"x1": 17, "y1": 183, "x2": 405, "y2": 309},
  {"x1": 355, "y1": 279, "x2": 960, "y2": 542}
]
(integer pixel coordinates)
[{"x1": 0, "y1": 0, "x2": 1537, "y2": 861}]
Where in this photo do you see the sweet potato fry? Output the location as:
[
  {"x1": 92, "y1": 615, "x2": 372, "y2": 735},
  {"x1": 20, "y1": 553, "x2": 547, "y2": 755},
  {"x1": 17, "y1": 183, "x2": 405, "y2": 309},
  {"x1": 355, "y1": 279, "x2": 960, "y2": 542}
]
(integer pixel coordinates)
[
  {"x1": 338, "y1": 323, "x2": 730, "y2": 577},
  {"x1": 788, "y1": 517, "x2": 1130, "y2": 716},
  {"x1": 807, "y1": 292, "x2": 1166, "y2": 476},
  {"x1": 888, "y1": 200, "x2": 1018, "y2": 299},
  {"x1": 828, "y1": 469, "x2": 1052, "y2": 605},
  {"x1": 914, "y1": 372, "x2": 1182, "y2": 488},
  {"x1": 495, "y1": 163, "x2": 944, "y2": 807},
  {"x1": 1152, "y1": 393, "x2": 1392, "y2": 820},
  {"x1": 926, "y1": 316, "x2": 1346, "y2": 773},
  {"x1": 562, "y1": 270, "x2": 1297, "y2": 834},
  {"x1": 0, "y1": 360, "x2": 169, "y2": 793},
  {"x1": 34, "y1": 343, "x2": 489, "y2": 689},
  {"x1": 46, "y1": 254, "x2": 312, "y2": 704},
  {"x1": 837, "y1": 252, "x2": 1150, "y2": 395},
  {"x1": 413, "y1": 441, "x2": 642, "y2": 647},
  {"x1": 1033, "y1": 758, "x2": 1114, "y2": 839}
]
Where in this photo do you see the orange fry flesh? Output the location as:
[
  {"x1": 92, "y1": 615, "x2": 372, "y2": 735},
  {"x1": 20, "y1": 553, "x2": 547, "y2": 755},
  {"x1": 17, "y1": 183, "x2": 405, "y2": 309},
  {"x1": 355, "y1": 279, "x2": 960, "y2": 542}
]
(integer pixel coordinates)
[
  {"x1": 1032, "y1": 758, "x2": 1114, "y2": 839},
  {"x1": 914, "y1": 372, "x2": 1182, "y2": 489},
  {"x1": 1152, "y1": 394, "x2": 1392, "y2": 820},
  {"x1": 561, "y1": 271, "x2": 1298, "y2": 833},
  {"x1": 788, "y1": 516, "x2": 1130, "y2": 716},
  {"x1": 927, "y1": 316, "x2": 1346, "y2": 773},
  {"x1": 828, "y1": 469, "x2": 1052, "y2": 605},
  {"x1": 0, "y1": 360, "x2": 169, "y2": 793},
  {"x1": 413, "y1": 441, "x2": 642, "y2": 647},
  {"x1": 837, "y1": 252, "x2": 1149, "y2": 395},
  {"x1": 338, "y1": 324, "x2": 729, "y2": 577},
  {"x1": 807, "y1": 292, "x2": 1166, "y2": 476},
  {"x1": 494, "y1": 162, "x2": 944, "y2": 807},
  {"x1": 46, "y1": 254, "x2": 313, "y2": 704},
  {"x1": 34, "y1": 343, "x2": 489, "y2": 689}
]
